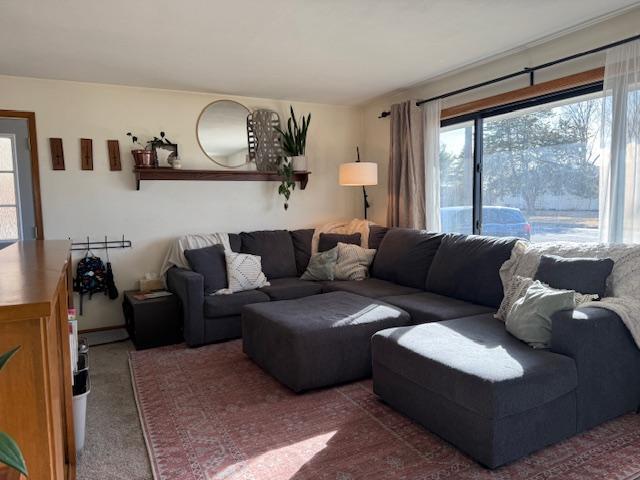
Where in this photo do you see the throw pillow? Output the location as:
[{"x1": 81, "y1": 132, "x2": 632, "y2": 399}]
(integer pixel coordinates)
[
  {"x1": 184, "y1": 244, "x2": 228, "y2": 295},
  {"x1": 496, "y1": 275, "x2": 599, "y2": 322},
  {"x1": 534, "y1": 254, "x2": 614, "y2": 298},
  {"x1": 224, "y1": 252, "x2": 270, "y2": 293},
  {"x1": 506, "y1": 280, "x2": 576, "y2": 349},
  {"x1": 318, "y1": 233, "x2": 362, "y2": 252},
  {"x1": 495, "y1": 275, "x2": 534, "y2": 321},
  {"x1": 334, "y1": 242, "x2": 376, "y2": 281},
  {"x1": 368, "y1": 225, "x2": 390, "y2": 250},
  {"x1": 301, "y1": 247, "x2": 339, "y2": 281},
  {"x1": 290, "y1": 228, "x2": 315, "y2": 276}
]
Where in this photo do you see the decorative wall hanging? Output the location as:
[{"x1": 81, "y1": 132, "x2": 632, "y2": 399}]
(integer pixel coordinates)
[
  {"x1": 50, "y1": 138, "x2": 65, "y2": 170},
  {"x1": 247, "y1": 109, "x2": 283, "y2": 172},
  {"x1": 80, "y1": 138, "x2": 93, "y2": 170},
  {"x1": 107, "y1": 140, "x2": 122, "y2": 171}
]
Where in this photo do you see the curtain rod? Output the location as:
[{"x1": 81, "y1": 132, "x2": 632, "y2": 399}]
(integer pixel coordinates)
[{"x1": 378, "y1": 33, "x2": 640, "y2": 119}]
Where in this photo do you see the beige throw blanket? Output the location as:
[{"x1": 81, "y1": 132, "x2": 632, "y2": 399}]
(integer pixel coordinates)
[{"x1": 501, "y1": 241, "x2": 640, "y2": 349}]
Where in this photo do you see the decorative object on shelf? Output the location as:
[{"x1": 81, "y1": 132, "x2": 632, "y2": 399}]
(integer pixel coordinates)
[
  {"x1": 107, "y1": 140, "x2": 122, "y2": 171},
  {"x1": 339, "y1": 146, "x2": 378, "y2": 219},
  {"x1": 147, "y1": 132, "x2": 177, "y2": 167},
  {"x1": 172, "y1": 156, "x2": 182, "y2": 169},
  {"x1": 126, "y1": 132, "x2": 155, "y2": 168},
  {"x1": 277, "y1": 157, "x2": 296, "y2": 210},
  {"x1": 275, "y1": 105, "x2": 311, "y2": 172},
  {"x1": 49, "y1": 137, "x2": 65, "y2": 170},
  {"x1": 80, "y1": 138, "x2": 93, "y2": 170},
  {"x1": 247, "y1": 109, "x2": 283, "y2": 172},
  {"x1": 0, "y1": 346, "x2": 28, "y2": 479},
  {"x1": 197, "y1": 99, "x2": 250, "y2": 168}
]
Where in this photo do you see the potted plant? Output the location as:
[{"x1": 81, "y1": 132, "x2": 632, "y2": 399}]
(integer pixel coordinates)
[
  {"x1": 126, "y1": 132, "x2": 154, "y2": 168},
  {"x1": 275, "y1": 106, "x2": 311, "y2": 172},
  {"x1": 0, "y1": 346, "x2": 27, "y2": 480},
  {"x1": 126, "y1": 131, "x2": 176, "y2": 168},
  {"x1": 277, "y1": 157, "x2": 295, "y2": 211}
]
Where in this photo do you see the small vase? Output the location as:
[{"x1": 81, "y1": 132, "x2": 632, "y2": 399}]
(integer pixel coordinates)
[{"x1": 291, "y1": 155, "x2": 307, "y2": 172}]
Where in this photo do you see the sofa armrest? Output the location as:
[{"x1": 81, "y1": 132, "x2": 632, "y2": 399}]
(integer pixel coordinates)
[
  {"x1": 166, "y1": 267, "x2": 205, "y2": 347},
  {"x1": 551, "y1": 307, "x2": 640, "y2": 431}
]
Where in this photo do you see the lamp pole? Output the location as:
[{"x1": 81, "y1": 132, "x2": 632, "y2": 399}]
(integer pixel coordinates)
[{"x1": 356, "y1": 147, "x2": 370, "y2": 219}]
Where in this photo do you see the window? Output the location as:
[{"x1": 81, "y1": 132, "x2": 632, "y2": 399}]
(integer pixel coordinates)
[
  {"x1": 440, "y1": 87, "x2": 603, "y2": 242},
  {"x1": 0, "y1": 136, "x2": 20, "y2": 241},
  {"x1": 439, "y1": 121, "x2": 474, "y2": 234}
]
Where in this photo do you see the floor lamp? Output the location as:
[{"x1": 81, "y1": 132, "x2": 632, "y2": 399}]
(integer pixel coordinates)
[{"x1": 339, "y1": 148, "x2": 378, "y2": 220}]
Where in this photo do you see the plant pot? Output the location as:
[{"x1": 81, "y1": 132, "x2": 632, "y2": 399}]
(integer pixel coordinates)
[
  {"x1": 131, "y1": 149, "x2": 156, "y2": 168},
  {"x1": 290, "y1": 155, "x2": 307, "y2": 172}
]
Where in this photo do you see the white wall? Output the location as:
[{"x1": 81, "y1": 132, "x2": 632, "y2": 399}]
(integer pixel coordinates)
[
  {"x1": 361, "y1": 8, "x2": 640, "y2": 225},
  {"x1": 0, "y1": 76, "x2": 363, "y2": 330}
]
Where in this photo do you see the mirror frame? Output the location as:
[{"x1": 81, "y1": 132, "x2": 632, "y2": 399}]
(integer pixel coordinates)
[{"x1": 196, "y1": 99, "x2": 250, "y2": 169}]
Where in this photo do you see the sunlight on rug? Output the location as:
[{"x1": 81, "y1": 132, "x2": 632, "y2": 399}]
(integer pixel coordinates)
[{"x1": 129, "y1": 340, "x2": 640, "y2": 480}]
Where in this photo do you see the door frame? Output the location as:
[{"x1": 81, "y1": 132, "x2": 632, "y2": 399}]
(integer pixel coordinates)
[{"x1": 0, "y1": 110, "x2": 44, "y2": 239}]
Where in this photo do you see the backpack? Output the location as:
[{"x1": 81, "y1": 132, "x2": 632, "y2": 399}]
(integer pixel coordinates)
[{"x1": 74, "y1": 254, "x2": 107, "y2": 314}]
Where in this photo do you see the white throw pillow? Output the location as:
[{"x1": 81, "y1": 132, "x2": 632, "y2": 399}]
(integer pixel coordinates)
[
  {"x1": 334, "y1": 242, "x2": 376, "y2": 281},
  {"x1": 223, "y1": 252, "x2": 270, "y2": 293},
  {"x1": 496, "y1": 275, "x2": 598, "y2": 321}
]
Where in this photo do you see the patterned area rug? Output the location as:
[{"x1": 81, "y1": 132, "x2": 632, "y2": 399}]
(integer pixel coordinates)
[{"x1": 129, "y1": 340, "x2": 640, "y2": 480}]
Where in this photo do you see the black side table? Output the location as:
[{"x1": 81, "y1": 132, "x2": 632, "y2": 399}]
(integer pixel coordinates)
[{"x1": 122, "y1": 290, "x2": 183, "y2": 350}]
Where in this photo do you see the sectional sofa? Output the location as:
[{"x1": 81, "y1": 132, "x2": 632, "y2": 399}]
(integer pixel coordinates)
[{"x1": 167, "y1": 226, "x2": 640, "y2": 468}]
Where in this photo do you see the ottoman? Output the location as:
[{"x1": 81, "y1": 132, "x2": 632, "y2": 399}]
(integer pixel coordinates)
[
  {"x1": 372, "y1": 314, "x2": 579, "y2": 468},
  {"x1": 242, "y1": 291, "x2": 411, "y2": 392}
]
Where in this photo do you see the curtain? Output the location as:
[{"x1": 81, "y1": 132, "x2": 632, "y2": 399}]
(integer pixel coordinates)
[
  {"x1": 387, "y1": 101, "x2": 426, "y2": 228},
  {"x1": 423, "y1": 99, "x2": 442, "y2": 231},
  {"x1": 600, "y1": 39, "x2": 640, "y2": 243}
]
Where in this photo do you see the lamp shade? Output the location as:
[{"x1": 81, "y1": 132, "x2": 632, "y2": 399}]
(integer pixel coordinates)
[{"x1": 339, "y1": 162, "x2": 378, "y2": 186}]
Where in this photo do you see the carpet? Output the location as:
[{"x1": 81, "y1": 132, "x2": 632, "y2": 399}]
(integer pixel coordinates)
[{"x1": 129, "y1": 340, "x2": 640, "y2": 480}]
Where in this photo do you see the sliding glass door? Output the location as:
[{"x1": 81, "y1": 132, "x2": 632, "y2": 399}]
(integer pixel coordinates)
[{"x1": 440, "y1": 86, "x2": 603, "y2": 243}]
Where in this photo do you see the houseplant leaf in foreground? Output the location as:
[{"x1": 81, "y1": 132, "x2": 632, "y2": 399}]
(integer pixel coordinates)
[
  {"x1": 0, "y1": 431, "x2": 27, "y2": 476},
  {"x1": 0, "y1": 346, "x2": 19, "y2": 371}
]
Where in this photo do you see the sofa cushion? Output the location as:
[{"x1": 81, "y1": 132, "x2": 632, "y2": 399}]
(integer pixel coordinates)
[
  {"x1": 426, "y1": 234, "x2": 518, "y2": 308},
  {"x1": 204, "y1": 290, "x2": 270, "y2": 318},
  {"x1": 240, "y1": 230, "x2": 297, "y2": 279},
  {"x1": 368, "y1": 225, "x2": 389, "y2": 250},
  {"x1": 323, "y1": 278, "x2": 420, "y2": 298},
  {"x1": 184, "y1": 244, "x2": 227, "y2": 295},
  {"x1": 383, "y1": 292, "x2": 494, "y2": 324},
  {"x1": 334, "y1": 242, "x2": 376, "y2": 280},
  {"x1": 372, "y1": 314, "x2": 577, "y2": 419},
  {"x1": 535, "y1": 254, "x2": 614, "y2": 298},
  {"x1": 371, "y1": 228, "x2": 443, "y2": 289},
  {"x1": 301, "y1": 248, "x2": 338, "y2": 281},
  {"x1": 318, "y1": 232, "x2": 361, "y2": 252},
  {"x1": 290, "y1": 228, "x2": 315, "y2": 276},
  {"x1": 259, "y1": 277, "x2": 322, "y2": 301},
  {"x1": 228, "y1": 233, "x2": 242, "y2": 252}
]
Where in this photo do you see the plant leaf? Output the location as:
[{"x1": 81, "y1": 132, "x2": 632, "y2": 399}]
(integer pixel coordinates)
[
  {"x1": 0, "y1": 431, "x2": 27, "y2": 476},
  {"x1": 0, "y1": 346, "x2": 20, "y2": 371}
]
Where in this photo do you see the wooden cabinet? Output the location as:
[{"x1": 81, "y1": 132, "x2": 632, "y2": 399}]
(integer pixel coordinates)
[{"x1": 0, "y1": 241, "x2": 76, "y2": 480}]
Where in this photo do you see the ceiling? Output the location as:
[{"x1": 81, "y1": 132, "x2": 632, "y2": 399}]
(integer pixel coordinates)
[{"x1": 0, "y1": 1, "x2": 638, "y2": 105}]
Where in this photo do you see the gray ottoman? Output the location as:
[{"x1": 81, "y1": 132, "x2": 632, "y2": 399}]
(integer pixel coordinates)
[
  {"x1": 372, "y1": 314, "x2": 578, "y2": 468},
  {"x1": 242, "y1": 291, "x2": 411, "y2": 392}
]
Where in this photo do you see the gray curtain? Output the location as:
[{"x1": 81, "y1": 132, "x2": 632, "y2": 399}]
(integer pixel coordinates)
[{"x1": 387, "y1": 100, "x2": 426, "y2": 228}]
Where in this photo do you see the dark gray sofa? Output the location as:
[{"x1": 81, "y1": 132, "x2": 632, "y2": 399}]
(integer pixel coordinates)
[{"x1": 167, "y1": 225, "x2": 640, "y2": 468}]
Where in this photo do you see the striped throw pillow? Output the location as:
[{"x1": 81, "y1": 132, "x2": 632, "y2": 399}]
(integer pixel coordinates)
[
  {"x1": 334, "y1": 242, "x2": 376, "y2": 281},
  {"x1": 224, "y1": 252, "x2": 270, "y2": 293}
]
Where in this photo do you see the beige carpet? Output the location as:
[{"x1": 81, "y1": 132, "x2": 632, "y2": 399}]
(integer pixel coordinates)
[{"x1": 77, "y1": 341, "x2": 152, "y2": 480}]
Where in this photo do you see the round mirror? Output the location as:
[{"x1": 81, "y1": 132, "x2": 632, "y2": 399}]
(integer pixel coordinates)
[{"x1": 197, "y1": 100, "x2": 250, "y2": 168}]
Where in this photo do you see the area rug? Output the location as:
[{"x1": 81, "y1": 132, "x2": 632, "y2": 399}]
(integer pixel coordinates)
[{"x1": 129, "y1": 340, "x2": 640, "y2": 480}]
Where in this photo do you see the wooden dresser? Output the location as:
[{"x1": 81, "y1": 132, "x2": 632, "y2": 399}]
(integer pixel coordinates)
[{"x1": 0, "y1": 241, "x2": 76, "y2": 480}]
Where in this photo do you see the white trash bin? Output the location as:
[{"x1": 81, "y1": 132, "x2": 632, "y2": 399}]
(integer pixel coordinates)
[{"x1": 73, "y1": 368, "x2": 91, "y2": 454}]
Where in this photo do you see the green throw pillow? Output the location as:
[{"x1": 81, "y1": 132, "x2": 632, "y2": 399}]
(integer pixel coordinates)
[
  {"x1": 301, "y1": 247, "x2": 339, "y2": 281},
  {"x1": 505, "y1": 280, "x2": 575, "y2": 349}
]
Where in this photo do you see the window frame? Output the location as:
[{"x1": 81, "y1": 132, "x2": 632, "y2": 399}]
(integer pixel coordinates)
[
  {"x1": 0, "y1": 134, "x2": 22, "y2": 241},
  {"x1": 440, "y1": 81, "x2": 604, "y2": 235}
]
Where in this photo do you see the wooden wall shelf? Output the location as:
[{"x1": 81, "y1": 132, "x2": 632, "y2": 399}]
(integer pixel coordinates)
[{"x1": 133, "y1": 168, "x2": 310, "y2": 191}]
